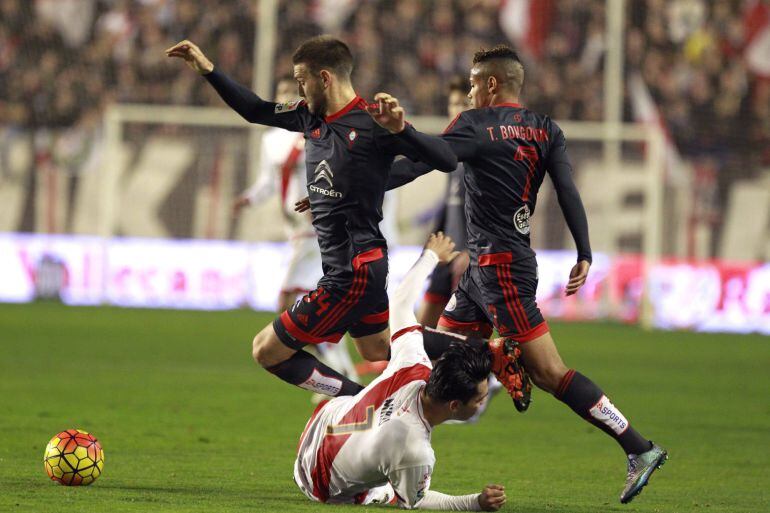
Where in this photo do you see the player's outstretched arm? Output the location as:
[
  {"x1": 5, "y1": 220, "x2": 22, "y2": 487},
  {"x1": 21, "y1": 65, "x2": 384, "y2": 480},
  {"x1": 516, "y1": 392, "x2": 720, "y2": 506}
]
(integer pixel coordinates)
[
  {"x1": 385, "y1": 110, "x2": 480, "y2": 191},
  {"x1": 403, "y1": 485, "x2": 507, "y2": 511},
  {"x1": 390, "y1": 232, "x2": 458, "y2": 333},
  {"x1": 386, "y1": 158, "x2": 437, "y2": 191},
  {"x1": 390, "y1": 464, "x2": 505, "y2": 511},
  {"x1": 165, "y1": 40, "x2": 214, "y2": 74},
  {"x1": 166, "y1": 41, "x2": 306, "y2": 131},
  {"x1": 367, "y1": 93, "x2": 457, "y2": 172}
]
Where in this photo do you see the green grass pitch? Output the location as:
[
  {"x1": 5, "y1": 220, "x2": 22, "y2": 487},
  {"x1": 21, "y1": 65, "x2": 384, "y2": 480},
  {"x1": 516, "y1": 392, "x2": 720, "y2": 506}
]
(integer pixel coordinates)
[{"x1": 1, "y1": 302, "x2": 768, "y2": 512}]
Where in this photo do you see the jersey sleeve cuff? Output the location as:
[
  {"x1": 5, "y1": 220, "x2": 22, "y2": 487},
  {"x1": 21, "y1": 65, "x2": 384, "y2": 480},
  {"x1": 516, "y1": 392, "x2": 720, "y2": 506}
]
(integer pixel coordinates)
[{"x1": 422, "y1": 249, "x2": 440, "y2": 265}]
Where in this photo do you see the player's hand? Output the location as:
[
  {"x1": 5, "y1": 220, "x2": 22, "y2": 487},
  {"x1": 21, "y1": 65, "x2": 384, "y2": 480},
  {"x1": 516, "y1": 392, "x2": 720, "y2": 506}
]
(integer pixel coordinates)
[
  {"x1": 478, "y1": 484, "x2": 506, "y2": 511},
  {"x1": 165, "y1": 40, "x2": 214, "y2": 75},
  {"x1": 294, "y1": 196, "x2": 310, "y2": 213},
  {"x1": 366, "y1": 93, "x2": 406, "y2": 134},
  {"x1": 425, "y1": 232, "x2": 460, "y2": 264},
  {"x1": 232, "y1": 196, "x2": 251, "y2": 218},
  {"x1": 565, "y1": 259, "x2": 591, "y2": 296}
]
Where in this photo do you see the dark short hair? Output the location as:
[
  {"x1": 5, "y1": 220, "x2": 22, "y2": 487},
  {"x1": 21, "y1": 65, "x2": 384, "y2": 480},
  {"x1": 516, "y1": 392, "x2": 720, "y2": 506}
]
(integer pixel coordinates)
[
  {"x1": 426, "y1": 341, "x2": 492, "y2": 404},
  {"x1": 292, "y1": 35, "x2": 354, "y2": 78},
  {"x1": 472, "y1": 44, "x2": 522, "y2": 65},
  {"x1": 472, "y1": 44, "x2": 525, "y2": 94},
  {"x1": 447, "y1": 75, "x2": 467, "y2": 95}
]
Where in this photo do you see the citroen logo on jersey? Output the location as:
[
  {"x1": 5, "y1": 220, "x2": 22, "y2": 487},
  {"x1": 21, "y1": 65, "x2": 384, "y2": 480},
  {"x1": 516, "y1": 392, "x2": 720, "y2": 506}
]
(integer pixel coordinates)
[
  {"x1": 314, "y1": 160, "x2": 334, "y2": 186},
  {"x1": 309, "y1": 160, "x2": 343, "y2": 198}
]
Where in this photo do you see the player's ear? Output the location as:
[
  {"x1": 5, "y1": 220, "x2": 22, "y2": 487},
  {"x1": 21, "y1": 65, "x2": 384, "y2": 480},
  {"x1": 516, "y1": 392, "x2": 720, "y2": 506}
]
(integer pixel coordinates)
[
  {"x1": 320, "y1": 69, "x2": 332, "y2": 89},
  {"x1": 447, "y1": 399, "x2": 462, "y2": 414},
  {"x1": 487, "y1": 75, "x2": 498, "y2": 94}
]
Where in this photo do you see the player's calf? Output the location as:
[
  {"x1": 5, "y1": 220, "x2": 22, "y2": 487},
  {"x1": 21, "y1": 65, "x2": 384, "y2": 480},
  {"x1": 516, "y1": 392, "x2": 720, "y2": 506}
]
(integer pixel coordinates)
[
  {"x1": 525, "y1": 360, "x2": 570, "y2": 394},
  {"x1": 517, "y1": 332, "x2": 570, "y2": 394},
  {"x1": 555, "y1": 369, "x2": 652, "y2": 456},
  {"x1": 252, "y1": 324, "x2": 364, "y2": 397}
]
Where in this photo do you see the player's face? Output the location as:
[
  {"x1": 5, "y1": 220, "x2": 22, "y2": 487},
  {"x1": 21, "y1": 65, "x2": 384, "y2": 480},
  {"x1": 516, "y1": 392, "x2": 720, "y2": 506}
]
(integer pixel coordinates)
[
  {"x1": 447, "y1": 90, "x2": 469, "y2": 119},
  {"x1": 468, "y1": 66, "x2": 491, "y2": 109},
  {"x1": 274, "y1": 79, "x2": 297, "y2": 104},
  {"x1": 294, "y1": 63, "x2": 327, "y2": 115},
  {"x1": 452, "y1": 380, "x2": 489, "y2": 421}
]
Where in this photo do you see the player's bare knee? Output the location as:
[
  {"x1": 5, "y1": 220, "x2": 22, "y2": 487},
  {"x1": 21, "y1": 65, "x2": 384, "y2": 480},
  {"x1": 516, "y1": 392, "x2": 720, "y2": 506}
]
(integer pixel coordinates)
[{"x1": 252, "y1": 333, "x2": 275, "y2": 368}]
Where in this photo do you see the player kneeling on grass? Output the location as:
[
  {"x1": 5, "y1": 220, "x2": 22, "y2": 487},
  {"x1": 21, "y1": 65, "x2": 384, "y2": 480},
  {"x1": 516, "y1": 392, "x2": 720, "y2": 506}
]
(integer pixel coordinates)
[{"x1": 293, "y1": 233, "x2": 511, "y2": 510}]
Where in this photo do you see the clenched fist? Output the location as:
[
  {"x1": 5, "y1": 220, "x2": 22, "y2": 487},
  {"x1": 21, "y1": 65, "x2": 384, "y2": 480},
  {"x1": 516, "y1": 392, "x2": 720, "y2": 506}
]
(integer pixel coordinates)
[{"x1": 478, "y1": 484, "x2": 506, "y2": 511}]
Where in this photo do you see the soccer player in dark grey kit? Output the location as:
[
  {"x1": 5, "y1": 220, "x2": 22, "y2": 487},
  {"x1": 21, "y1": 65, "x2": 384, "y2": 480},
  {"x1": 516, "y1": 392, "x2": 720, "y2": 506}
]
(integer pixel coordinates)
[
  {"x1": 167, "y1": 37, "x2": 456, "y2": 399},
  {"x1": 388, "y1": 45, "x2": 667, "y2": 504}
]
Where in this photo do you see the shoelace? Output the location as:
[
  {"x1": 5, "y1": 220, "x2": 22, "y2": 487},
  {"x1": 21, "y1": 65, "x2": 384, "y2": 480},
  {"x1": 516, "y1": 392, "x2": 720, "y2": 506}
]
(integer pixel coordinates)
[{"x1": 625, "y1": 458, "x2": 640, "y2": 484}]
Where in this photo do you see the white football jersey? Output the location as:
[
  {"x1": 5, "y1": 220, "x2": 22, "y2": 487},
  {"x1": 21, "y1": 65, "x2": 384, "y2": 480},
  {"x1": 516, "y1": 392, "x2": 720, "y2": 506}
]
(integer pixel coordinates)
[
  {"x1": 294, "y1": 327, "x2": 435, "y2": 508},
  {"x1": 245, "y1": 128, "x2": 314, "y2": 238}
]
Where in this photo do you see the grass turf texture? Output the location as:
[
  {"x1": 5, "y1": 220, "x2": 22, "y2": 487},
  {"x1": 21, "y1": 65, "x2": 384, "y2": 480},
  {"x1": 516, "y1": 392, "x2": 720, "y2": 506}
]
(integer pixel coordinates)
[{"x1": 1, "y1": 303, "x2": 768, "y2": 513}]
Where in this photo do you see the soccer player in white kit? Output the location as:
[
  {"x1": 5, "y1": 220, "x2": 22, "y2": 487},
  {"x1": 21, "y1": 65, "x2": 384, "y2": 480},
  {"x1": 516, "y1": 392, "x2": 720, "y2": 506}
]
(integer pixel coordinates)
[
  {"x1": 233, "y1": 75, "x2": 357, "y2": 379},
  {"x1": 293, "y1": 233, "x2": 507, "y2": 510}
]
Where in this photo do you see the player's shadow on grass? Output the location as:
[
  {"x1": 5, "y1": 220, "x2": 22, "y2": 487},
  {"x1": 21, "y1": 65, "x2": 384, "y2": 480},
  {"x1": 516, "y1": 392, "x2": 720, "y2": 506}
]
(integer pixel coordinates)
[
  {"x1": 98, "y1": 483, "x2": 249, "y2": 497},
  {"x1": 98, "y1": 483, "x2": 298, "y2": 504}
]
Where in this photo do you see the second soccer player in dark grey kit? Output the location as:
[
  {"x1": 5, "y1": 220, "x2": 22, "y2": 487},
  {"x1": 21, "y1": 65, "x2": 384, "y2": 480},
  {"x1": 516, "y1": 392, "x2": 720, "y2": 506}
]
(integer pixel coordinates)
[{"x1": 388, "y1": 45, "x2": 667, "y2": 504}]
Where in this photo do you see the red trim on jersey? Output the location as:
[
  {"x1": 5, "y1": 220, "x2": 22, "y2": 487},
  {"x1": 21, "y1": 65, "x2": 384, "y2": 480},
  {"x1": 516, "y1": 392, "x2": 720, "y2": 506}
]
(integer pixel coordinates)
[
  {"x1": 352, "y1": 247, "x2": 384, "y2": 270},
  {"x1": 311, "y1": 263, "x2": 368, "y2": 336},
  {"x1": 391, "y1": 325, "x2": 422, "y2": 342},
  {"x1": 437, "y1": 316, "x2": 493, "y2": 337},
  {"x1": 504, "y1": 265, "x2": 531, "y2": 331},
  {"x1": 423, "y1": 292, "x2": 450, "y2": 305},
  {"x1": 511, "y1": 281, "x2": 531, "y2": 331},
  {"x1": 443, "y1": 112, "x2": 462, "y2": 134},
  {"x1": 324, "y1": 95, "x2": 366, "y2": 123},
  {"x1": 495, "y1": 265, "x2": 524, "y2": 334},
  {"x1": 492, "y1": 102, "x2": 523, "y2": 108},
  {"x1": 298, "y1": 399, "x2": 329, "y2": 453},
  {"x1": 510, "y1": 320, "x2": 550, "y2": 343},
  {"x1": 556, "y1": 368, "x2": 576, "y2": 398},
  {"x1": 515, "y1": 145, "x2": 539, "y2": 203},
  {"x1": 280, "y1": 311, "x2": 344, "y2": 345},
  {"x1": 311, "y1": 363, "x2": 432, "y2": 502},
  {"x1": 280, "y1": 135, "x2": 305, "y2": 204},
  {"x1": 478, "y1": 251, "x2": 514, "y2": 267},
  {"x1": 497, "y1": 265, "x2": 531, "y2": 333},
  {"x1": 360, "y1": 309, "x2": 389, "y2": 325}
]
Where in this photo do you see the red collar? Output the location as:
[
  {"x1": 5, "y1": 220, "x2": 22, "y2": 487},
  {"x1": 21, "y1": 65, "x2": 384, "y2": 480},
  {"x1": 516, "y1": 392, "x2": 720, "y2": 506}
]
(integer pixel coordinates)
[
  {"x1": 492, "y1": 102, "x2": 523, "y2": 108},
  {"x1": 324, "y1": 95, "x2": 365, "y2": 123}
]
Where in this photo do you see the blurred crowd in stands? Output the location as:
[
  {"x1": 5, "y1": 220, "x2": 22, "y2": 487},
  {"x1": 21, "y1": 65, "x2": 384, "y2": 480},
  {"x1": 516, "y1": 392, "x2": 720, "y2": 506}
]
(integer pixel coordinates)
[{"x1": 1, "y1": 0, "x2": 768, "y2": 220}]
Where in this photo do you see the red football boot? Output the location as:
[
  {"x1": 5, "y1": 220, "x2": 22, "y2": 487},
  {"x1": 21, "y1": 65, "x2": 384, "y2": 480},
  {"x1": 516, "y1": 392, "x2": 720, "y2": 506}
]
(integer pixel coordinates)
[{"x1": 488, "y1": 337, "x2": 532, "y2": 412}]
